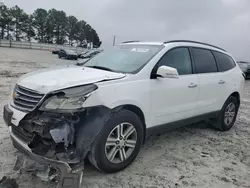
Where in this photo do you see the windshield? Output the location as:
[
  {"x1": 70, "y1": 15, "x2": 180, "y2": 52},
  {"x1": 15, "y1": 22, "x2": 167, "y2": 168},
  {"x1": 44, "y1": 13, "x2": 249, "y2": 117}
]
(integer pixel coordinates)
[{"x1": 83, "y1": 45, "x2": 162, "y2": 73}]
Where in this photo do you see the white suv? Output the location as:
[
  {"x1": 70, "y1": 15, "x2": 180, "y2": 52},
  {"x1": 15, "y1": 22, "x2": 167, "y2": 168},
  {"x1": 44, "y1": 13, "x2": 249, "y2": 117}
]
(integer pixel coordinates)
[{"x1": 3, "y1": 40, "x2": 245, "y2": 173}]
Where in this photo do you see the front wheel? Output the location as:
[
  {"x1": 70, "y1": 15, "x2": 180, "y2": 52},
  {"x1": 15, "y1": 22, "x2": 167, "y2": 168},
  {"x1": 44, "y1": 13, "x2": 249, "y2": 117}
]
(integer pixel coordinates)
[
  {"x1": 88, "y1": 109, "x2": 144, "y2": 173},
  {"x1": 210, "y1": 96, "x2": 239, "y2": 131}
]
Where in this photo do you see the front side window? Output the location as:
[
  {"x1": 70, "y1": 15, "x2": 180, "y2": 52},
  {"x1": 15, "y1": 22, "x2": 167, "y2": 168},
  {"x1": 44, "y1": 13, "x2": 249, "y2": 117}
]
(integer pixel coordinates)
[
  {"x1": 157, "y1": 47, "x2": 192, "y2": 75},
  {"x1": 82, "y1": 45, "x2": 163, "y2": 73},
  {"x1": 192, "y1": 48, "x2": 218, "y2": 74},
  {"x1": 213, "y1": 51, "x2": 236, "y2": 72}
]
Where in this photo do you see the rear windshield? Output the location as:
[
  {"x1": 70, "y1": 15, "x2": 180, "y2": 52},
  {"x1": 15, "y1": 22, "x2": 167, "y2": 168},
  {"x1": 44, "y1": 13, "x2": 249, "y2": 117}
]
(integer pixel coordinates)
[{"x1": 83, "y1": 44, "x2": 163, "y2": 73}]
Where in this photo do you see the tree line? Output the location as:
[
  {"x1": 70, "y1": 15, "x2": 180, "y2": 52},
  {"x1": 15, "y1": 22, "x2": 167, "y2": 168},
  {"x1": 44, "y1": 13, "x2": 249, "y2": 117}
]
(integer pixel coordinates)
[{"x1": 0, "y1": 5, "x2": 102, "y2": 47}]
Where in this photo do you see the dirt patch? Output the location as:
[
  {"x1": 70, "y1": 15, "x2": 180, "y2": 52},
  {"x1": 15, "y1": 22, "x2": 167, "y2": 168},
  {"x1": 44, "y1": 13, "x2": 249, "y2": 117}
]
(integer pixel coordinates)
[{"x1": 0, "y1": 70, "x2": 27, "y2": 78}]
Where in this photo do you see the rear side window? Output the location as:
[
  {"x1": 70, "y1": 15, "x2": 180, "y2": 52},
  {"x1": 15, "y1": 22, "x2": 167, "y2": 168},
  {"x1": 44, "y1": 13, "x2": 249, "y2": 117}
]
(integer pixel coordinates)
[
  {"x1": 192, "y1": 48, "x2": 218, "y2": 74},
  {"x1": 213, "y1": 51, "x2": 236, "y2": 72}
]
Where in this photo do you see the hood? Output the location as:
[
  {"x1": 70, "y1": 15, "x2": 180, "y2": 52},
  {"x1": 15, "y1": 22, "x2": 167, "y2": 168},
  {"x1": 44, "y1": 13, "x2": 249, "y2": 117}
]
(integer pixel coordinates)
[{"x1": 17, "y1": 65, "x2": 126, "y2": 93}]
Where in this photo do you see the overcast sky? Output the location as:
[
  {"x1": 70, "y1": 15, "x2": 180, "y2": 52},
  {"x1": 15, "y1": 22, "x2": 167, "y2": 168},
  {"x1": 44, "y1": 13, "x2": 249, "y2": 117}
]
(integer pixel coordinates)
[{"x1": 3, "y1": 0, "x2": 250, "y2": 60}]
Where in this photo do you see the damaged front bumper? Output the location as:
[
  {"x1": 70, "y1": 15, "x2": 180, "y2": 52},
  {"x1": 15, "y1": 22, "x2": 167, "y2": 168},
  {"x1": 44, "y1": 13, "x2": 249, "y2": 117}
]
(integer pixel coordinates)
[
  {"x1": 4, "y1": 103, "x2": 112, "y2": 187},
  {"x1": 9, "y1": 127, "x2": 82, "y2": 188},
  {"x1": 4, "y1": 103, "x2": 83, "y2": 188},
  {"x1": 5, "y1": 104, "x2": 82, "y2": 164},
  {"x1": 10, "y1": 126, "x2": 83, "y2": 188}
]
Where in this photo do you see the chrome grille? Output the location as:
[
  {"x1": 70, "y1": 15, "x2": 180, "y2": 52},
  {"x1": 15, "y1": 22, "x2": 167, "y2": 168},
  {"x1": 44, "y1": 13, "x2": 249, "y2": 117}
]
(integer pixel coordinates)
[{"x1": 13, "y1": 85, "x2": 44, "y2": 111}]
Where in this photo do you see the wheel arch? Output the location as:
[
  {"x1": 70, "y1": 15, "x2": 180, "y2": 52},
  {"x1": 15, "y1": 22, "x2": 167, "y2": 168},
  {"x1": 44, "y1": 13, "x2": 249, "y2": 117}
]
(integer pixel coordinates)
[
  {"x1": 114, "y1": 104, "x2": 147, "y2": 144},
  {"x1": 230, "y1": 91, "x2": 240, "y2": 106}
]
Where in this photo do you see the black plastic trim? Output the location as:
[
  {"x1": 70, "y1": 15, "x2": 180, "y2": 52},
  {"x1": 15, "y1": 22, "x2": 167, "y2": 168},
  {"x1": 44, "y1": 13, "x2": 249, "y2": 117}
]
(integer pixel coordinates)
[{"x1": 146, "y1": 111, "x2": 220, "y2": 139}]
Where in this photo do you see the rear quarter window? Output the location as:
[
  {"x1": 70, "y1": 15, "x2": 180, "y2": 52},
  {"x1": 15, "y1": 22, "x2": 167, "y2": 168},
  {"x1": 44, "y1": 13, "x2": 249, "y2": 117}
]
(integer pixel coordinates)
[{"x1": 213, "y1": 51, "x2": 236, "y2": 72}]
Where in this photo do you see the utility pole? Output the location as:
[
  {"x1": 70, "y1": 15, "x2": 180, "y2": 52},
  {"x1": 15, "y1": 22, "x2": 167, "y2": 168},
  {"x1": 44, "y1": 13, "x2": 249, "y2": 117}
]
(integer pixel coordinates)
[{"x1": 113, "y1": 35, "x2": 116, "y2": 46}]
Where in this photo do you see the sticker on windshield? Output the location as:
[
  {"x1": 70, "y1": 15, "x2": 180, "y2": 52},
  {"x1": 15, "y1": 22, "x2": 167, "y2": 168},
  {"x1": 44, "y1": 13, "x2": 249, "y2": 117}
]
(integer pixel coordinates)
[{"x1": 131, "y1": 48, "x2": 150, "y2": 52}]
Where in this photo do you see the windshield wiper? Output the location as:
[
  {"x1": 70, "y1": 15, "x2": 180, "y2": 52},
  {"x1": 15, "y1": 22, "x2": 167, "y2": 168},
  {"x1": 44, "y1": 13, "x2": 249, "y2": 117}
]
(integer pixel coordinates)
[{"x1": 85, "y1": 65, "x2": 115, "y2": 72}]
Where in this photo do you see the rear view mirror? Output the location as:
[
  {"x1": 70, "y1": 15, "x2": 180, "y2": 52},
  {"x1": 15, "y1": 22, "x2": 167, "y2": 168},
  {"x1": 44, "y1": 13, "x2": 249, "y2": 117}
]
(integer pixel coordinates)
[{"x1": 156, "y1": 66, "x2": 179, "y2": 79}]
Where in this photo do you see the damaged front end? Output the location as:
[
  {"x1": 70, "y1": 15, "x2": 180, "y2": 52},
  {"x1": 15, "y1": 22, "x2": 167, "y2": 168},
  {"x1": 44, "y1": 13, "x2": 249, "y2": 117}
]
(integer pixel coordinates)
[
  {"x1": 14, "y1": 111, "x2": 81, "y2": 163},
  {"x1": 8, "y1": 104, "x2": 111, "y2": 188},
  {"x1": 6, "y1": 83, "x2": 113, "y2": 188},
  {"x1": 13, "y1": 105, "x2": 112, "y2": 165},
  {"x1": 11, "y1": 84, "x2": 100, "y2": 162}
]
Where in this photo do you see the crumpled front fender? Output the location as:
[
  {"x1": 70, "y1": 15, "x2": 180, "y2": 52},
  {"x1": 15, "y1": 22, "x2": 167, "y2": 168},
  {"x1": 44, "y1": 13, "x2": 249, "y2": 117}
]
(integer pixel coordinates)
[{"x1": 75, "y1": 106, "x2": 120, "y2": 160}]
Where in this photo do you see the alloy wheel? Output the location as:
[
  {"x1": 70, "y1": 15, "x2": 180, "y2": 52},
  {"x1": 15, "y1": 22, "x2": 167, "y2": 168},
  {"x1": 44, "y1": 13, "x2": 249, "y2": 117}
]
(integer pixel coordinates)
[
  {"x1": 105, "y1": 123, "x2": 137, "y2": 164},
  {"x1": 224, "y1": 102, "x2": 236, "y2": 126}
]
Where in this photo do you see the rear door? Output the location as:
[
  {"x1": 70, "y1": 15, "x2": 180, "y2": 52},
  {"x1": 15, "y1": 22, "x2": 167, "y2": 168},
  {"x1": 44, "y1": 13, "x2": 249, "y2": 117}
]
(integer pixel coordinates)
[
  {"x1": 191, "y1": 47, "x2": 221, "y2": 115},
  {"x1": 212, "y1": 51, "x2": 237, "y2": 108},
  {"x1": 150, "y1": 47, "x2": 199, "y2": 126}
]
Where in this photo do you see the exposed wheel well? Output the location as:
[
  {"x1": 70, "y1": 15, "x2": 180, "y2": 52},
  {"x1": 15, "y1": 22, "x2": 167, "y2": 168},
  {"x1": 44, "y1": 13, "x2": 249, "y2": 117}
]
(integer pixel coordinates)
[
  {"x1": 121, "y1": 105, "x2": 146, "y2": 143},
  {"x1": 230, "y1": 92, "x2": 240, "y2": 105}
]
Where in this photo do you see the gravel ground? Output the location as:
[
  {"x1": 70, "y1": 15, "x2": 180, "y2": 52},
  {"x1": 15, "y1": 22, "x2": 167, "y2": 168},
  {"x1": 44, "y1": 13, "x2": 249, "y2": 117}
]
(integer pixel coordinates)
[{"x1": 0, "y1": 47, "x2": 250, "y2": 188}]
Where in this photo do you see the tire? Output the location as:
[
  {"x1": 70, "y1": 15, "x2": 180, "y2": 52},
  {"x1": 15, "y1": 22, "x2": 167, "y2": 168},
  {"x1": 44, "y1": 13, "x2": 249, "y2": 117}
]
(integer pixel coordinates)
[
  {"x1": 210, "y1": 96, "x2": 239, "y2": 131},
  {"x1": 88, "y1": 109, "x2": 144, "y2": 173},
  {"x1": 58, "y1": 55, "x2": 61, "y2": 59}
]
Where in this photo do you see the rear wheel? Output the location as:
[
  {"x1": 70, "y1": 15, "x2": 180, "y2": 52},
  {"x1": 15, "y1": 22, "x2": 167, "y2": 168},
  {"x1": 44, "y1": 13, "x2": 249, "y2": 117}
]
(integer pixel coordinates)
[
  {"x1": 88, "y1": 109, "x2": 144, "y2": 173},
  {"x1": 210, "y1": 96, "x2": 239, "y2": 131}
]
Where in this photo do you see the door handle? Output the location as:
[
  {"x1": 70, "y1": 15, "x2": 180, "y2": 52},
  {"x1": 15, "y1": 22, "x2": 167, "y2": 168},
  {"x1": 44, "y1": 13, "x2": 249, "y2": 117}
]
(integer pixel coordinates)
[
  {"x1": 188, "y1": 83, "x2": 198, "y2": 88},
  {"x1": 218, "y1": 80, "x2": 225, "y2": 84}
]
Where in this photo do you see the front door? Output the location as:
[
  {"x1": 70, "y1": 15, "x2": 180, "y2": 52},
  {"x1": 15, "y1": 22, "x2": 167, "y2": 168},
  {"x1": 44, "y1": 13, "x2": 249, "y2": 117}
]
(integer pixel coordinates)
[{"x1": 150, "y1": 47, "x2": 199, "y2": 127}]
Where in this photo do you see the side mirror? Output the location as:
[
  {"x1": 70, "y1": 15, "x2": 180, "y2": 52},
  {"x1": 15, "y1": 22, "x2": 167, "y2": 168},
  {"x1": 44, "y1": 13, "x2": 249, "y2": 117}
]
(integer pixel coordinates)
[{"x1": 156, "y1": 66, "x2": 179, "y2": 79}]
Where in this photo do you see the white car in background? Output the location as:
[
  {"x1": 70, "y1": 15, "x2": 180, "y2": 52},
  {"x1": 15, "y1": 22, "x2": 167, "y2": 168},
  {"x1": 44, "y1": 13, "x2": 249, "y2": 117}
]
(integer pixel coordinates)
[{"x1": 3, "y1": 40, "x2": 245, "y2": 174}]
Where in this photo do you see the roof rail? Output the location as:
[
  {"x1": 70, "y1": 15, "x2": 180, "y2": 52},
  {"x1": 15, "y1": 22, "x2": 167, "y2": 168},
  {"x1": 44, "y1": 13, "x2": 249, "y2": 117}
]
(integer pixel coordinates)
[
  {"x1": 122, "y1": 40, "x2": 140, "y2": 44},
  {"x1": 164, "y1": 40, "x2": 226, "y2": 52}
]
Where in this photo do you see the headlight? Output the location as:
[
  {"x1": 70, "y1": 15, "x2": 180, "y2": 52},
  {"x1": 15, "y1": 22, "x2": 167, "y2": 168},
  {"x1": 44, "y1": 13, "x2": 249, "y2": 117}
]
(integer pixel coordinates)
[{"x1": 40, "y1": 84, "x2": 97, "y2": 112}]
